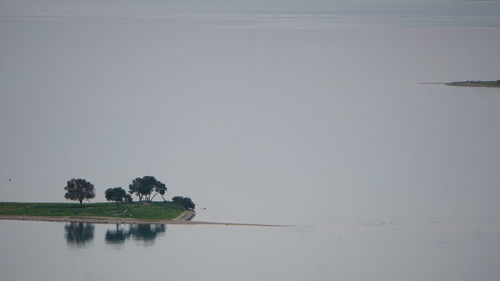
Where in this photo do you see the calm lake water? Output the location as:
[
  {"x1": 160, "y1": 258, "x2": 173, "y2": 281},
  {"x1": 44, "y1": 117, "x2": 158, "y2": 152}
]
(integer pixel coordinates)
[
  {"x1": 1, "y1": 220, "x2": 500, "y2": 281},
  {"x1": 1, "y1": 0, "x2": 500, "y2": 280}
]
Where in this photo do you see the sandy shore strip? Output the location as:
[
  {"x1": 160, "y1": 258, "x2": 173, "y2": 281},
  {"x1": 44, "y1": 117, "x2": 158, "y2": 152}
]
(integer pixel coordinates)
[{"x1": 0, "y1": 211, "x2": 290, "y2": 227}]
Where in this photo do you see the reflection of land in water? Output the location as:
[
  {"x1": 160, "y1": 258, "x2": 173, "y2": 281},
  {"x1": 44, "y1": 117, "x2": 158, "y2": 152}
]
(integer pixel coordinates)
[
  {"x1": 64, "y1": 223, "x2": 94, "y2": 248},
  {"x1": 64, "y1": 223, "x2": 166, "y2": 248},
  {"x1": 105, "y1": 224, "x2": 166, "y2": 246}
]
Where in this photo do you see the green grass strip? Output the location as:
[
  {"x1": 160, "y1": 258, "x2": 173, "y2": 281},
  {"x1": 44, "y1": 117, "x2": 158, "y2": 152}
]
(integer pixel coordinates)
[{"x1": 0, "y1": 202, "x2": 185, "y2": 220}]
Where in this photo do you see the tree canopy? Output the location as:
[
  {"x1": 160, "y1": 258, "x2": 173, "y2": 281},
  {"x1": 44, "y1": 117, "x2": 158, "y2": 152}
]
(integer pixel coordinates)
[
  {"x1": 128, "y1": 176, "x2": 167, "y2": 202},
  {"x1": 172, "y1": 196, "x2": 195, "y2": 210},
  {"x1": 105, "y1": 187, "x2": 132, "y2": 204},
  {"x1": 64, "y1": 178, "x2": 95, "y2": 206}
]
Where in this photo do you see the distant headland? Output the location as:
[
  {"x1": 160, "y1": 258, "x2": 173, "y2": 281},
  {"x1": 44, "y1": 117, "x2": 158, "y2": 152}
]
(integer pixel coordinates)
[
  {"x1": 420, "y1": 80, "x2": 500, "y2": 88},
  {"x1": 445, "y1": 80, "x2": 500, "y2": 88}
]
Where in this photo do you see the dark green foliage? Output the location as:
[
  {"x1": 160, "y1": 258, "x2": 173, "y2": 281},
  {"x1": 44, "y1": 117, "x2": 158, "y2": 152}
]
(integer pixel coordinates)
[
  {"x1": 124, "y1": 194, "x2": 133, "y2": 203},
  {"x1": 172, "y1": 196, "x2": 195, "y2": 210},
  {"x1": 128, "y1": 176, "x2": 167, "y2": 202},
  {"x1": 105, "y1": 187, "x2": 130, "y2": 203},
  {"x1": 64, "y1": 178, "x2": 95, "y2": 206}
]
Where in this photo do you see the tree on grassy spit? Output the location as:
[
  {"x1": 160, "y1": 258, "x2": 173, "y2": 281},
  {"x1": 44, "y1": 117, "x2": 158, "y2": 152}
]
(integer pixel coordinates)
[
  {"x1": 64, "y1": 178, "x2": 95, "y2": 207},
  {"x1": 172, "y1": 196, "x2": 195, "y2": 210},
  {"x1": 105, "y1": 187, "x2": 132, "y2": 204},
  {"x1": 128, "y1": 176, "x2": 167, "y2": 202}
]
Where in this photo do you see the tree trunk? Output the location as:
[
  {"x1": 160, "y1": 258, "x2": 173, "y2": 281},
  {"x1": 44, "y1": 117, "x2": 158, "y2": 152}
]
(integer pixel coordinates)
[
  {"x1": 79, "y1": 199, "x2": 83, "y2": 207},
  {"x1": 150, "y1": 193, "x2": 158, "y2": 201}
]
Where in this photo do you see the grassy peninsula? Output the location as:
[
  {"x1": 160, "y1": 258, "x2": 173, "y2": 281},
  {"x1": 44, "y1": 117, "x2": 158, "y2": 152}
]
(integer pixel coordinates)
[
  {"x1": 0, "y1": 176, "x2": 197, "y2": 223},
  {"x1": 446, "y1": 80, "x2": 500, "y2": 88},
  {"x1": 0, "y1": 202, "x2": 186, "y2": 221}
]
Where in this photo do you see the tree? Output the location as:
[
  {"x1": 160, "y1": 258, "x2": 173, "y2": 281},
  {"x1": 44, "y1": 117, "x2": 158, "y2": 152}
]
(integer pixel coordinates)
[
  {"x1": 124, "y1": 194, "x2": 133, "y2": 203},
  {"x1": 172, "y1": 196, "x2": 195, "y2": 210},
  {"x1": 105, "y1": 187, "x2": 130, "y2": 204},
  {"x1": 128, "y1": 176, "x2": 167, "y2": 202},
  {"x1": 64, "y1": 178, "x2": 95, "y2": 207}
]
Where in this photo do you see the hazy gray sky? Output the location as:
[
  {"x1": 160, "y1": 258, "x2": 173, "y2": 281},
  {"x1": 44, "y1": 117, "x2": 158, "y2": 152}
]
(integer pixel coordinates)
[{"x1": 1, "y1": 0, "x2": 500, "y2": 225}]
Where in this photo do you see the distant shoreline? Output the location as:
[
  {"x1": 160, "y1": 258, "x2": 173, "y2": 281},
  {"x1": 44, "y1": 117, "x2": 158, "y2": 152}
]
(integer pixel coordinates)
[
  {"x1": 445, "y1": 80, "x2": 500, "y2": 88},
  {"x1": 420, "y1": 80, "x2": 500, "y2": 88}
]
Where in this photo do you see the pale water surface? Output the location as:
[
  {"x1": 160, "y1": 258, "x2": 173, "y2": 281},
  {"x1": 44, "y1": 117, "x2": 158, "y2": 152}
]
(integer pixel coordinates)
[
  {"x1": 1, "y1": 220, "x2": 500, "y2": 281},
  {"x1": 1, "y1": 0, "x2": 500, "y2": 280}
]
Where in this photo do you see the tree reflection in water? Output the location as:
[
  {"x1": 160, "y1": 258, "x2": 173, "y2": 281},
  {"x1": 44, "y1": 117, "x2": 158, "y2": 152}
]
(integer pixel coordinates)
[
  {"x1": 64, "y1": 223, "x2": 95, "y2": 248},
  {"x1": 104, "y1": 224, "x2": 127, "y2": 245},
  {"x1": 105, "y1": 224, "x2": 166, "y2": 246}
]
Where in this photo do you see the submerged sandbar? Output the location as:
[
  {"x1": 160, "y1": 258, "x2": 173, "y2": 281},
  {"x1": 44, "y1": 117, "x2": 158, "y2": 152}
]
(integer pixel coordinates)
[{"x1": 0, "y1": 214, "x2": 288, "y2": 227}]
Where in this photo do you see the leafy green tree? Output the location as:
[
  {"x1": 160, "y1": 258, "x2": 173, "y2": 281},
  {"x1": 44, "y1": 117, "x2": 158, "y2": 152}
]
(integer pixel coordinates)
[
  {"x1": 105, "y1": 187, "x2": 129, "y2": 204},
  {"x1": 124, "y1": 194, "x2": 133, "y2": 203},
  {"x1": 64, "y1": 178, "x2": 95, "y2": 207},
  {"x1": 172, "y1": 196, "x2": 195, "y2": 210},
  {"x1": 128, "y1": 176, "x2": 167, "y2": 202}
]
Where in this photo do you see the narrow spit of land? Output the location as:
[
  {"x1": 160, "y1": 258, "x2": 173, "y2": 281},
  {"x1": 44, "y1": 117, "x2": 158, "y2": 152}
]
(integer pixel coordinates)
[
  {"x1": 445, "y1": 80, "x2": 500, "y2": 88},
  {"x1": 0, "y1": 202, "x2": 288, "y2": 227},
  {"x1": 420, "y1": 80, "x2": 500, "y2": 88}
]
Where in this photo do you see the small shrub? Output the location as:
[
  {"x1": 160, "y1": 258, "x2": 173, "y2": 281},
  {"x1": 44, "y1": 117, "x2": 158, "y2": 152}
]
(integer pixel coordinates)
[{"x1": 172, "y1": 196, "x2": 195, "y2": 210}]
